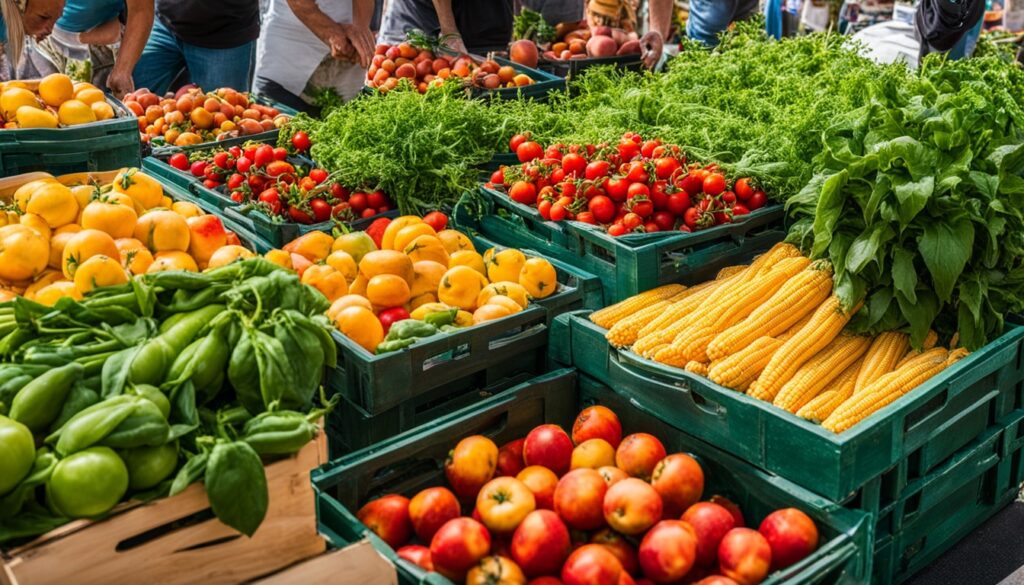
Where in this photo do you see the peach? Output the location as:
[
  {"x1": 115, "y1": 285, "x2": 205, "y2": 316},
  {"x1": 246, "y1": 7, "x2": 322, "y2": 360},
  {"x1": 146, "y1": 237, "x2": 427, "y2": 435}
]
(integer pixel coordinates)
[
  {"x1": 615, "y1": 434, "x2": 667, "y2": 480},
  {"x1": 683, "y1": 502, "x2": 737, "y2": 567},
  {"x1": 554, "y1": 468, "x2": 608, "y2": 530},
  {"x1": 603, "y1": 478, "x2": 662, "y2": 535},
  {"x1": 356, "y1": 495, "x2": 412, "y2": 549},
  {"x1": 650, "y1": 453, "x2": 704, "y2": 518},
  {"x1": 409, "y1": 487, "x2": 460, "y2": 542},
  {"x1": 638, "y1": 520, "x2": 697, "y2": 583},
  {"x1": 510, "y1": 39, "x2": 539, "y2": 69},
  {"x1": 758, "y1": 508, "x2": 819, "y2": 570},
  {"x1": 718, "y1": 528, "x2": 771, "y2": 585},
  {"x1": 517, "y1": 466, "x2": 559, "y2": 510},
  {"x1": 586, "y1": 35, "x2": 618, "y2": 57}
]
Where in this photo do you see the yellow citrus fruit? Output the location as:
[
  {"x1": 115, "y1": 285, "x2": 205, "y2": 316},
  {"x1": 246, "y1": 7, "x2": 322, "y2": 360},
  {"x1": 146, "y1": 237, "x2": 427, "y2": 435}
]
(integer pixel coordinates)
[
  {"x1": 115, "y1": 238, "x2": 155, "y2": 275},
  {"x1": 72, "y1": 82, "x2": 97, "y2": 94},
  {"x1": 34, "y1": 281, "x2": 82, "y2": 306},
  {"x1": 1, "y1": 88, "x2": 39, "y2": 119},
  {"x1": 205, "y1": 245, "x2": 254, "y2": 269},
  {"x1": 0, "y1": 224, "x2": 50, "y2": 282},
  {"x1": 16, "y1": 105, "x2": 57, "y2": 128},
  {"x1": 81, "y1": 198, "x2": 138, "y2": 239},
  {"x1": 73, "y1": 254, "x2": 129, "y2": 294},
  {"x1": 147, "y1": 251, "x2": 199, "y2": 273},
  {"x1": 58, "y1": 100, "x2": 96, "y2": 126},
  {"x1": 61, "y1": 229, "x2": 119, "y2": 278},
  {"x1": 134, "y1": 210, "x2": 190, "y2": 252},
  {"x1": 74, "y1": 88, "x2": 105, "y2": 105},
  {"x1": 112, "y1": 169, "x2": 163, "y2": 210},
  {"x1": 38, "y1": 74, "x2": 74, "y2": 106},
  {"x1": 91, "y1": 101, "x2": 115, "y2": 121},
  {"x1": 25, "y1": 182, "x2": 78, "y2": 228}
]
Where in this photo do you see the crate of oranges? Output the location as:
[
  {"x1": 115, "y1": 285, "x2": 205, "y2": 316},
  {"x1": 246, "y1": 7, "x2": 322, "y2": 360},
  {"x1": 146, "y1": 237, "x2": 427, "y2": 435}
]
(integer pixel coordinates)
[{"x1": 0, "y1": 74, "x2": 141, "y2": 176}]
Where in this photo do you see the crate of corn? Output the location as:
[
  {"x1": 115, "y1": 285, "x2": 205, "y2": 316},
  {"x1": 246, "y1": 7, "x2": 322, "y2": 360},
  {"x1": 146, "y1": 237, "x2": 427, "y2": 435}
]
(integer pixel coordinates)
[{"x1": 565, "y1": 242, "x2": 1024, "y2": 504}]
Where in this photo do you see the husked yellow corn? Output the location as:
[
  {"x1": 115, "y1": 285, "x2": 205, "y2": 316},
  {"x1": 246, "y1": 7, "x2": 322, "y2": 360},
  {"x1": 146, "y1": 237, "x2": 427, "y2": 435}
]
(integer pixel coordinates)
[
  {"x1": 708, "y1": 336, "x2": 783, "y2": 392},
  {"x1": 894, "y1": 331, "x2": 940, "y2": 368},
  {"x1": 854, "y1": 332, "x2": 909, "y2": 394},
  {"x1": 776, "y1": 313, "x2": 814, "y2": 342},
  {"x1": 632, "y1": 276, "x2": 740, "y2": 356},
  {"x1": 748, "y1": 296, "x2": 861, "y2": 402},
  {"x1": 741, "y1": 243, "x2": 803, "y2": 282},
  {"x1": 684, "y1": 360, "x2": 709, "y2": 376},
  {"x1": 606, "y1": 300, "x2": 673, "y2": 347},
  {"x1": 636, "y1": 279, "x2": 722, "y2": 341},
  {"x1": 706, "y1": 261, "x2": 833, "y2": 362},
  {"x1": 796, "y1": 358, "x2": 861, "y2": 422},
  {"x1": 658, "y1": 326, "x2": 719, "y2": 366},
  {"x1": 822, "y1": 348, "x2": 948, "y2": 433},
  {"x1": 946, "y1": 347, "x2": 970, "y2": 365},
  {"x1": 716, "y1": 265, "x2": 748, "y2": 280},
  {"x1": 772, "y1": 335, "x2": 872, "y2": 412},
  {"x1": 653, "y1": 344, "x2": 690, "y2": 368},
  {"x1": 590, "y1": 284, "x2": 685, "y2": 329}
]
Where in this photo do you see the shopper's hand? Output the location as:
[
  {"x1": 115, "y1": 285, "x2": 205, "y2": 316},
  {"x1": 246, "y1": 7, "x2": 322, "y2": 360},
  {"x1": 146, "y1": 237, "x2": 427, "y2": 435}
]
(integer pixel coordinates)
[
  {"x1": 640, "y1": 30, "x2": 664, "y2": 68},
  {"x1": 329, "y1": 24, "x2": 375, "y2": 68},
  {"x1": 442, "y1": 34, "x2": 468, "y2": 55},
  {"x1": 106, "y1": 67, "x2": 135, "y2": 99}
]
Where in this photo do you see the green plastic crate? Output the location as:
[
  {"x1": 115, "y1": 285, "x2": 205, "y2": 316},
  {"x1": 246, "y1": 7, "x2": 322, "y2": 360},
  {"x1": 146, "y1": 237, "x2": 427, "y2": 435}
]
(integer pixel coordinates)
[
  {"x1": 0, "y1": 97, "x2": 140, "y2": 176},
  {"x1": 539, "y1": 53, "x2": 645, "y2": 79},
  {"x1": 326, "y1": 235, "x2": 600, "y2": 419},
  {"x1": 313, "y1": 368, "x2": 872, "y2": 585},
  {"x1": 454, "y1": 187, "x2": 787, "y2": 303},
  {"x1": 871, "y1": 418, "x2": 1024, "y2": 585},
  {"x1": 564, "y1": 311, "x2": 1024, "y2": 504}
]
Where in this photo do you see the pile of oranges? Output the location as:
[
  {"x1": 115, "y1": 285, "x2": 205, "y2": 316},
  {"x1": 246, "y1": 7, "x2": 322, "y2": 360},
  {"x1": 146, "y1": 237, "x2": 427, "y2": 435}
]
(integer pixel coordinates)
[
  {"x1": 0, "y1": 169, "x2": 250, "y2": 304},
  {"x1": 122, "y1": 86, "x2": 289, "y2": 146},
  {"x1": 0, "y1": 74, "x2": 116, "y2": 129}
]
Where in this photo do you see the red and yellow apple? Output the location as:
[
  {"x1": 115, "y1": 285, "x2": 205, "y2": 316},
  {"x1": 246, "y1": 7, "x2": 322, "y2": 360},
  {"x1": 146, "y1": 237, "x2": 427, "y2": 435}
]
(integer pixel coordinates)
[
  {"x1": 718, "y1": 528, "x2": 771, "y2": 585},
  {"x1": 637, "y1": 520, "x2": 697, "y2": 583},
  {"x1": 603, "y1": 478, "x2": 662, "y2": 535},
  {"x1": 572, "y1": 405, "x2": 622, "y2": 448},
  {"x1": 571, "y1": 438, "x2": 616, "y2": 470},
  {"x1": 498, "y1": 438, "x2": 528, "y2": 477},
  {"x1": 356, "y1": 494, "x2": 412, "y2": 549},
  {"x1": 523, "y1": 424, "x2": 574, "y2": 476},
  {"x1": 445, "y1": 435, "x2": 499, "y2": 498},
  {"x1": 683, "y1": 502, "x2": 737, "y2": 567},
  {"x1": 615, "y1": 434, "x2": 666, "y2": 480},
  {"x1": 554, "y1": 468, "x2": 608, "y2": 530},
  {"x1": 591, "y1": 528, "x2": 639, "y2": 575},
  {"x1": 511, "y1": 509, "x2": 572, "y2": 577},
  {"x1": 758, "y1": 508, "x2": 818, "y2": 570},
  {"x1": 409, "y1": 486, "x2": 460, "y2": 542},
  {"x1": 466, "y1": 555, "x2": 528, "y2": 585},
  {"x1": 477, "y1": 477, "x2": 537, "y2": 534},
  {"x1": 517, "y1": 465, "x2": 559, "y2": 510},
  {"x1": 396, "y1": 544, "x2": 433, "y2": 572},
  {"x1": 430, "y1": 517, "x2": 493, "y2": 582},
  {"x1": 650, "y1": 453, "x2": 704, "y2": 518},
  {"x1": 561, "y1": 544, "x2": 628, "y2": 585}
]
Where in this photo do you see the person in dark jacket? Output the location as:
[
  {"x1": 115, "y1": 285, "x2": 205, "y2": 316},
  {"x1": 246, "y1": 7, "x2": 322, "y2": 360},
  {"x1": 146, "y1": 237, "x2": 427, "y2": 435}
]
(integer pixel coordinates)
[
  {"x1": 132, "y1": 0, "x2": 259, "y2": 95},
  {"x1": 915, "y1": 0, "x2": 984, "y2": 60}
]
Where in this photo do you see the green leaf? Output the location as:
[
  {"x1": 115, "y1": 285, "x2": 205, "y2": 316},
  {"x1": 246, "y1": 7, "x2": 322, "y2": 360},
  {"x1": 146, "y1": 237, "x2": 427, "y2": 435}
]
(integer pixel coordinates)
[
  {"x1": 846, "y1": 223, "x2": 895, "y2": 274},
  {"x1": 892, "y1": 246, "x2": 918, "y2": 303},
  {"x1": 810, "y1": 170, "x2": 849, "y2": 257},
  {"x1": 918, "y1": 217, "x2": 975, "y2": 303},
  {"x1": 892, "y1": 175, "x2": 934, "y2": 225},
  {"x1": 897, "y1": 288, "x2": 939, "y2": 349},
  {"x1": 205, "y1": 441, "x2": 268, "y2": 537}
]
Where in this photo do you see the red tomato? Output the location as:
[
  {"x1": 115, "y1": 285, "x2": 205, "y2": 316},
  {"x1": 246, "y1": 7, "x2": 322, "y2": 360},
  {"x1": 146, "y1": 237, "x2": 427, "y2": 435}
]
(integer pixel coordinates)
[
  {"x1": 627, "y1": 182, "x2": 650, "y2": 200},
  {"x1": 732, "y1": 204, "x2": 750, "y2": 217},
  {"x1": 608, "y1": 222, "x2": 627, "y2": 237},
  {"x1": 367, "y1": 190, "x2": 388, "y2": 209},
  {"x1": 309, "y1": 168, "x2": 329, "y2": 184},
  {"x1": 605, "y1": 178, "x2": 629, "y2": 202},
  {"x1": 273, "y1": 147, "x2": 288, "y2": 161},
  {"x1": 558, "y1": 181, "x2": 577, "y2": 199},
  {"x1": 561, "y1": 153, "x2": 587, "y2": 178},
  {"x1": 684, "y1": 207, "x2": 701, "y2": 230},
  {"x1": 331, "y1": 201, "x2": 351, "y2": 219},
  {"x1": 169, "y1": 153, "x2": 188, "y2": 170},
  {"x1": 654, "y1": 157, "x2": 679, "y2": 180},
  {"x1": 509, "y1": 133, "x2": 529, "y2": 153},
  {"x1": 509, "y1": 181, "x2": 538, "y2": 205},
  {"x1": 423, "y1": 211, "x2": 448, "y2": 231},
  {"x1": 628, "y1": 198, "x2": 653, "y2": 218},
  {"x1": 299, "y1": 177, "x2": 317, "y2": 192},
  {"x1": 640, "y1": 139, "x2": 661, "y2": 158},
  {"x1": 643, "y1": 221, "x2": 659, "y2": 233},
  {"x1": 703, "y1": 173, "x2": 727, "y2": 196},
  {"x1": 213, "y1": 151, "x2": 231, "y2": 170},
  {"x1": 490, "y1": 168, "x2": 505, "y2": 184},
  {"x1": 622, "y1": 212, "x2": 643, "y2": 230},
  {"x1": 291, "y1": 131, "x2": 311, "y2": 152},
  {"x1": 259, "y1": 188, "x2": 283, "y2": 215},
  {"x1": 265, "y1": 160, "x2": 295, "y2": 178},
  {"x1": 588, "y1": 195, "x2": 616, "y2": 223},
  {"x1": 202, "y1": 178, "x2": 220, "y2": 189},
  {"x1": 734, "y1": 177, "x2": 754, "y2": 201},
  {"x1": 538, "y1": 198, "x2": 553, "y2": 220},
  {"x1": 625, "y1": 161, "x2": 649, "y2": 183},
  {"x1": 230, "y1": 191, "x2": 244, "y2": 203},
  {"x1": 378, "y1": 307, "x2": 411, "y2": 334},
  {"x1": 714, "y1": 211, "x2": 731, "y2": 224},
  {"x1": 550, "y1": 201, "x2": 568, "y2": 221},
  {"x1": 349, "y1": 192, "x2": 368, "y2": 212},
  {"x1": 576, "y1": 211, "x2": 596, "y2": 224},
  {"x1": 748, "y1": 190, "x2": 767, "y2": 210},
  {"x1": 227, "y1": 173, "x2": 245, "y2": 190},
  {"x1": 721, "y1": 191, "x2": 736, "y2": 205},
  {"x1": 679, "y1": 169, "x2": 706, "y2": 195},
  {"x1": 618, "y1": 137, "x2": 641, "y2": 161},
  {"x1": 331, "y1": 183, "x2": 349, "y2": 201},
  {"x1": 667, "y1": 192, "x2": 691, "y2": 215},
  {"x1": 652, "y1": 211, "x2": 675, "y2": 231},
  {"x1": 585, "y1": 160, "x2": 610, "y2": 180},
  {"x1": 288, "y1": 206, "x2": 314, "y2": 223},
  {"x1": 235, "y1": 156, "x2": 252, "y2": 173},
  {"x1": 549, "y1": 166, "x2": 566, "y2": 184},
  {"x1": 253, "y1": 145, "x2": 275, "y2": 168},
  {"x1": 516, "y1": 141, "x2": 543, "y2": 163},
  {"x1": 544, "y1": 145, "x2": 563, "y2": 160},
  {"x1": 361, "y1": 208, "x2": 377, "y2": 218},
  {"x1": 228, "y1": 146, "x2": 242, "y2": 159},
  {"x1": 650, "y1": 181, "x2": 669, "y2": 210},
  {"x1": 310, "y1": 198, "x2": 332, "y2": 222},
  {"x1": 190, "y1": 161, "x2": 207, "y2": 177}
]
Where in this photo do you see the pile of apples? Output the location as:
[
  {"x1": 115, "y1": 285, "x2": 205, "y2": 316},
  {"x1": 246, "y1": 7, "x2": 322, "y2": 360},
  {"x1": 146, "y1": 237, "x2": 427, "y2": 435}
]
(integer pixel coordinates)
[
  {"x1": 368, "y1": 42, "x2": 536, "y2": 94},
  {"x1": 356, "y1": 405, "x2": 820, "y2": 585}
]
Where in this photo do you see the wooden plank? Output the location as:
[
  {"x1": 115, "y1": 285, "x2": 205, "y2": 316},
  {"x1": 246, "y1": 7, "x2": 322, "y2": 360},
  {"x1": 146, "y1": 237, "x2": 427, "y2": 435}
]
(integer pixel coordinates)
[{"x1": 249, "y1": 540, "x2": 397, "y2": 585}]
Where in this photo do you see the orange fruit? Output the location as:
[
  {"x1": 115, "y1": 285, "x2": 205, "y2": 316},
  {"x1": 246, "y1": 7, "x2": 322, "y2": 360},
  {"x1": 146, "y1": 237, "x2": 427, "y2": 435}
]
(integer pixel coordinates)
[
  {"x1": 334, "y1": 306, "x2": 384, "y2": 353},
  {"x1": 366, "y1": 274, "x2": 411, "y2": 308}
]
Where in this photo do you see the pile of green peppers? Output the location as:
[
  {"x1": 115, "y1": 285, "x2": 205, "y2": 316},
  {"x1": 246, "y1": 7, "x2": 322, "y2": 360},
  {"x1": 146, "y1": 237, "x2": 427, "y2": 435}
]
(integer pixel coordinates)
[
  {"x1": 376, "y1": 309, "x2": 459, "y2": 354},
  {"x1": 0, "y1": 259, "x2": 336, "y2": 542}
]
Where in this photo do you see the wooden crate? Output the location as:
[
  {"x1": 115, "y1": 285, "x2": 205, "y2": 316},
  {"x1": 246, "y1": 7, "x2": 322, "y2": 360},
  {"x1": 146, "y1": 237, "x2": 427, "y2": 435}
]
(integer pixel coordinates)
[
  {"x1": 249, "y1": 540, "x2": 397, "y2": 585},
  {"x1": 1, "y1": 432, "x2": 327, "y2": 585}
]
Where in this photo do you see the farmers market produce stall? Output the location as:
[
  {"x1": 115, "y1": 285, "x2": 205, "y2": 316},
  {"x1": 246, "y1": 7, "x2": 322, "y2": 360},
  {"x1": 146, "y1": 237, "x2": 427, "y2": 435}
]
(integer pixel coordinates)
[{"x1": 3, "y1": 22, "x2": 1024, "y2": 585}]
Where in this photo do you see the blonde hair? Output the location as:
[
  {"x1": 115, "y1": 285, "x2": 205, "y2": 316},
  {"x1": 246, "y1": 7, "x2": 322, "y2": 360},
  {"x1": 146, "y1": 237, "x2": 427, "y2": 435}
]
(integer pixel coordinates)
[{"x1": 1, "y1": 0, "x2": 26, "y2": 68}]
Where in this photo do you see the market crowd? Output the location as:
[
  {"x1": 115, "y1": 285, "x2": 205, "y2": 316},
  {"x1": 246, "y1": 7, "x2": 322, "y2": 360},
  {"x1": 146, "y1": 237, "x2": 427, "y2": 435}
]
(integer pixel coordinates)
[{"x1": 0, "y1": 0, "x2": 989, "y2": 114}]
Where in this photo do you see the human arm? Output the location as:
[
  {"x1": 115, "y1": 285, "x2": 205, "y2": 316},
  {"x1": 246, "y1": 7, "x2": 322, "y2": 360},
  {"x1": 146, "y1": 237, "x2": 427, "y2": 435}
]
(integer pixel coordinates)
[
  {"x1": 286, "y1": 0, "x2": 375, "y2": 67},
  {"x1": 641, "y1": 0, "x2": 672, "y2": 68},
  {"x1": 107, "y1": 0, "x2": 154, "y2": 97},
  {"x1": 432, "y1": 0, "x2": 467, "y2": 53}
]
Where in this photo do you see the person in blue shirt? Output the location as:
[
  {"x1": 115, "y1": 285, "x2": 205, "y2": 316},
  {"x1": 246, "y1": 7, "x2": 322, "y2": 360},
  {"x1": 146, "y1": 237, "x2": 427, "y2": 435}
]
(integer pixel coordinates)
[{"x1": 685, "y1": 0, "x2": 758, "y2": 47}]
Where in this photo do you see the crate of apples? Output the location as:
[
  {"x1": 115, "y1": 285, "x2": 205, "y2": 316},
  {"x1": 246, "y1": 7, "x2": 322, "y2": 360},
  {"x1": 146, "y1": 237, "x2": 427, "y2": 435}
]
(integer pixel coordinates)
[
  {"x1": 350, "y1": 402, "x2": 825, "y2": 585},
  {"x1": 123, "y1": 85, "x2": 289, "y2": 146},
  {"x1": 367, "y1": 41, "x2": 537, "y2": 94}
]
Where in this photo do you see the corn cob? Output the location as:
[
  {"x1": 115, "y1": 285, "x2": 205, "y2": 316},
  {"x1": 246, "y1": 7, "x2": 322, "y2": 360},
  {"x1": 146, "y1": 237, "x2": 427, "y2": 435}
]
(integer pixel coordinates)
[
  {"x1": 657, "y1": 257, "x2": 810, "y2": 364},
  {"x1": 773, "y1": 335, "x2": 872, "y2": 413},
  {"x1": 708, "y1": 336, "x2": 784, "y2": 392},
  {"x1": 706, "y1": 261, "x2": 833, "y2": 362},
  {"x1": 946, "y1": 347, "x2": 970, "y2": 365},
  {"x1": 776, "y1": 313, "x2": 814, "y2": 342},
  {"x1": 636, "y1": 279, "x2": 724, "y2": 341},
  {"x1": 741, "y1": 243, "x2": 803, "y2": 283},
  {"x1": 606, "y1": 299, "x2": 674, "y2": 347},
  {"x1": 822, "y1": 348, "x2": 949, "y2": 433},
  {"x1": 894, "y1": 330, "x2": 940, "y2": 369},
  {"x1": 950, "y1": 332, "x2": 960, "y2": 349},
  {"x1": 590, "y1": 284, "x2": 685, "y2": 329},
  {"x1": 684, "y1": 361, "x2": 709, "y2": 376},
  {"x1": 796, "y1": 358, "x2": 861, "y2": 422},
  {"x1": 716, "y1": 265, "x2": 748, "y2": 280},
  {"x1": 748, "y1": 296, "x2": 861, "y2": 402},
  {"x1": 632, "y1": 276, "x2": 740, "y2": 356},
  {"x1": 854, "y1": 332, "x2": 910, "y2": 394}
]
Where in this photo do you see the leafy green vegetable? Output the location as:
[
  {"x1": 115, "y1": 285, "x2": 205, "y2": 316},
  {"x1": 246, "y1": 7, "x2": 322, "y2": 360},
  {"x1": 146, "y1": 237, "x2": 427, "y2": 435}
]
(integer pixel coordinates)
[{"x1": 513, "y1": 8, "x2": 557, "y2": 43}]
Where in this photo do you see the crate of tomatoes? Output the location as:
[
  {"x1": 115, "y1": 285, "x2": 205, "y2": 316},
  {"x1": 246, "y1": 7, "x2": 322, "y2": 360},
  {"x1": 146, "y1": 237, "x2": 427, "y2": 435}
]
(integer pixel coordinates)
[
  {"x1": 142, "y1": 132, "x2": 397, "y2": 249},
  {"x1": 458, "y1": 132, "x2": 787, "y2": 303},
  {"x1": 313, "y1": 368, "x2": 872, "y2": 585},
  {"x1": 124, "y1": 85, "x2": 295, "y2": 152},
  {"x1": 366, "y1": 33, "x2": 564, "y2": 101}
]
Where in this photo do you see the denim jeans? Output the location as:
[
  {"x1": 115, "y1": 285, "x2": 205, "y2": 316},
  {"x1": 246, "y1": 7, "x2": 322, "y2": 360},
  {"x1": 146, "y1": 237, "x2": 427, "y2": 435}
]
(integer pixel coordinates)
[
  {"x1": 686, "y1": 0, "x2": 760, "y2": 47},
  {"x1": 947, "y1": 15, "x2": 984, "y2": 60},
  {"x1": 133, "y1": 18, "x2": 256, "y2": 95}
]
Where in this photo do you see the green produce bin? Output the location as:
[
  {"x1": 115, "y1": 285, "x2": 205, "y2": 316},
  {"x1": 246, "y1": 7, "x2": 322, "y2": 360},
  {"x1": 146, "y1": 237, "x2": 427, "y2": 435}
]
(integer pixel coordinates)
[
  {"x1": 0, "y1": 97, "x2": 140, "y2": 176},
  {"x1": 325, "y1": 236, "x2": 602, "y2": 456},
  {"x1": 313, "y1": 368, "x2": 873, "y2": 585},
  {"x1": 563, "y1": 310, "x2": 1024, "y2": 507},
  {"x1": 454, "y1": 187, "x2": 787, "y2": 303},
  {"x1": 538, "y1": 53, "x2": 645, "y2": 79}
]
